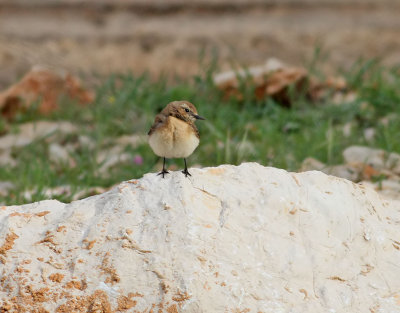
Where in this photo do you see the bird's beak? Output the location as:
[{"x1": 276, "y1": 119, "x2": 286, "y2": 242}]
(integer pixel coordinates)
[{"x1": 194, "y1": 114, "x2": 205, "y2": 120}]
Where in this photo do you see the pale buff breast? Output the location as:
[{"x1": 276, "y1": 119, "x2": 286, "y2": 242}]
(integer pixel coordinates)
[{"x1": 148, "y1": 117, "x2": 199, "y2": 158}]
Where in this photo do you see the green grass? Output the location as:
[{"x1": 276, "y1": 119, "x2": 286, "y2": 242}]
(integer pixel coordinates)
[{"x1": 1, "y1": 59, "x2": 400, "y2": 204}]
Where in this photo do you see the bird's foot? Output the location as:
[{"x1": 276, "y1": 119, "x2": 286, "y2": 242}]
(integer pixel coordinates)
[
  {"x1": 182, "y1": 169, "x2": 192, "y2": 177},
  {"x1": 157, "y1": 169, "x2": 170, "y2": 178}
]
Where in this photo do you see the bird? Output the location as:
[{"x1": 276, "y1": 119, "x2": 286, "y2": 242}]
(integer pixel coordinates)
[{"x1": 148, "y1": 100, "x2": 205, "y2": 178}]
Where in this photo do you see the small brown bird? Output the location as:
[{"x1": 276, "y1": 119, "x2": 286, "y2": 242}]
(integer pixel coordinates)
[{"x1": 148, "y1": 101, "x2": 205, "y2": 178}]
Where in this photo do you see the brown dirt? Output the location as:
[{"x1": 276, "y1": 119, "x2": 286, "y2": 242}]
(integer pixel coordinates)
[
  {"x1": 35, "y1": 211, "x2": 51, "y2": 217},
  {"x1": 100, "y1": 253, "x2": 121, "y2": 285},
  {"x1": 116, "y1": 294, "x2": 137, "y2": 311},
  {"x1": 166, "y1": 304, "x2": 178, "y2": 313},
  {"x1": 0, "y1": 232, "x2": 19, "y2": 263},
  {"x1": 64, "y1": 280, "x2": 87, "y2": 291},
  {"x1": 48, "y1": 273, "x2": 65, "y2": 283}
]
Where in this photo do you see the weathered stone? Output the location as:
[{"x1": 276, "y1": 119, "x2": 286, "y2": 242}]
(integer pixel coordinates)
[
  {"x1": 0, "y1": 67, "x2": 94, "y2": 118},
  {"x1": 213, "y1": 59, "x2": 308, "y2": 103},
  {"x1": 1, "y1": 163, "x2": 399, "y2": 312}
]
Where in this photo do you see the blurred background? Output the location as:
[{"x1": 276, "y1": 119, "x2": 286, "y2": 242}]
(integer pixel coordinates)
[
  {"x1": 1, "y1": 0, "x2": 400, "y2": 204},
  {"x1": 1, "y1": 0, "x2": 400, "y2": 87}
]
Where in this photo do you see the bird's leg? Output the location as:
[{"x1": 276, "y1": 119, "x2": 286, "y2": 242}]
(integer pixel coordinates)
[
  {"x1": 182, "y1": 158, "x2": 191, "y2": 177},
  {"x1": 157, "y1": 157, "x2": 169, "y2": 178}
]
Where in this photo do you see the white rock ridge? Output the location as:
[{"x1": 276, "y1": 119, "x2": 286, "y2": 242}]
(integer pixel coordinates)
[{"x1": 1, "y1": 163, "x2": 400, "y2": 312}]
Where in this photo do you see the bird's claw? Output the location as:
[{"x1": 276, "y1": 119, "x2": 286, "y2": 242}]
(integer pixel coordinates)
[
  {"x1": 182, "y1": 169, "x2": 192, "y2": 177},
  {"x1": 157, "y1": 170, "x2": 170, "y2": 178}
]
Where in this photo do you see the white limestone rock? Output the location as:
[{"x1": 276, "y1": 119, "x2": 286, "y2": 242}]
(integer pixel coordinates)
[{"x1": 0, "y1": 163, "x2": 400, "y2": 312}]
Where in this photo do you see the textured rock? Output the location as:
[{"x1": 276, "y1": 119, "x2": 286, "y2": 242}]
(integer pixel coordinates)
[
  {"x1": 0, "y1": 163, "x2": 400, "y2": 312},
  {"x1": 213, "y1": 60, "x2": 309, "y2": 103},
  {"x1": 0, "y1": 67, "x2": 94, "y2": 118}
]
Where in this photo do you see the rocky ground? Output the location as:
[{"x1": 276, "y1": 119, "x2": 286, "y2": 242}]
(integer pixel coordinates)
[
  {"x1": 0, "y1": 62, "x2": 399, "y2": 203},
  {"x1": 0, "y1": 118, "x2": 146, "y2": 201},
  {"x1": 2, "y1": 117, "x2": 400, "y2": 202},
  {"x1": 301, "y1": 146, "x2": 400, "y2": 201},
  {"x1": 1, "y1": 0, "x2": 400, "y2": 88}
]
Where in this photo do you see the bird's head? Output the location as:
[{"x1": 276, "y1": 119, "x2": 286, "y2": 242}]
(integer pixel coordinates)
[{"x1": 164, "y1": 101, "x2": 205, "y2": 123}]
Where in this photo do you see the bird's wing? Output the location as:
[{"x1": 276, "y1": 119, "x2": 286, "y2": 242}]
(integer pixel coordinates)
[
  {"x1": 190, "y1": 123, "x2": 200, "y2": 139},
  {"x1": 148, "y1": 114, "x2": 166, "y2": 135}
]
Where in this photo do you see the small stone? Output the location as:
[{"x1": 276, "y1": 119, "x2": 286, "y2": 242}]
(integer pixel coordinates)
[
  {"x1": 49, "y1": 143, "x2": 70, "y2": 164},
  {"x1": 300, "y1": 157, "x2": 326, "y2": 172},
  {"x1": 0, "y1": 181, "x2": 15, "y2": 196},
  {"x1": 115, "y1": 135, "x2": 146, "y2": 148},
  {"x1": 78, "y1": 135, "x2": 96, "y2": 150},
  {"x1": 0, "y1": 151, "x2": 16, "y2": 167},
  {"x1": 363, "y1": 128, "x2": 376, "y2": 142},
  {"x1": 323, "y1": 165, "x2": 360, "y2": 182},
  {"x1": 342, "y1": 122, "x2": 353, "y2": 137}
]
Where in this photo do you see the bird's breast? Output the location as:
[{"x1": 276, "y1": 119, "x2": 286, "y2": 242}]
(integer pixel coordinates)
[{"x1": 148, "y1": 117, "x2": 200, "y2": 158}]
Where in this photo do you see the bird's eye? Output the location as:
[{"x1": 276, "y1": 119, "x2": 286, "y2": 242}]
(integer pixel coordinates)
[{"x1": 185, "y1": 108, "x2": 190, "y2": 113}]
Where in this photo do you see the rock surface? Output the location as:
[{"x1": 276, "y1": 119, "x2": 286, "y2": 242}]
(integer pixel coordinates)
[{"x1": 1, "y1": 163, "x2": 400, "y2": 312}]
